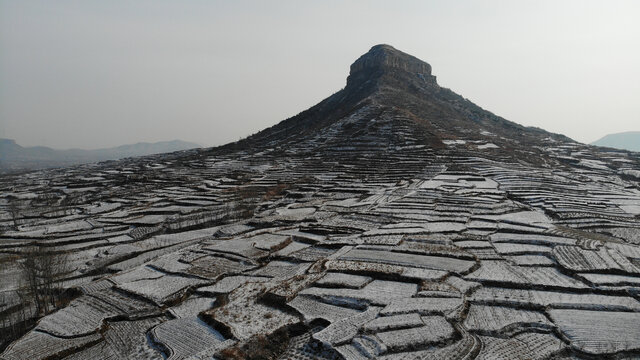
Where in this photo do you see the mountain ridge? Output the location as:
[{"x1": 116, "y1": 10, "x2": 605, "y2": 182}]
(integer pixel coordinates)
[
  {"x1": 592, "y1": 131, "x2": 640, "y2": 152},
  {"x1": 0, "y1": 139, "x2": 201, "y2": 173}
]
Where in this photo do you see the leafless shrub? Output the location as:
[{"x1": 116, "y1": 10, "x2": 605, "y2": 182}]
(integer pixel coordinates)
[{"x1": 218, "y1": 328, "x2": 290, "y2": 360}]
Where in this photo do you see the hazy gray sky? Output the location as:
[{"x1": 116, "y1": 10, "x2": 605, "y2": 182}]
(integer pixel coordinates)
[{"x1": 1, "y1": 0, "x2": 639, "y2": 149}]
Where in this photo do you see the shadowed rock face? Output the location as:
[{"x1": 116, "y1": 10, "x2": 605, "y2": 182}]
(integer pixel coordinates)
[
  {"x1": 1, "y1": 45, "x2": 640, "y2": 360},
  {"x1": 347, "y1": 44, "x2": 437, "y2": 88},
  {"x1": 350, "y1": 45, "x2": 433, "y2": 76}
]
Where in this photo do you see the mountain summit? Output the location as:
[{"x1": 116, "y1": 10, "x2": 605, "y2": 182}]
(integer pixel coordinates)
[
  {"x1": 347, "y1": 44, "x2": 437, "y2": 89},
  {"x1": 228, "y1": 45, "x2": 569, "y2": 165},
  {"x1": 350, "y1": 44, "x2": 433, "y2": 76}
]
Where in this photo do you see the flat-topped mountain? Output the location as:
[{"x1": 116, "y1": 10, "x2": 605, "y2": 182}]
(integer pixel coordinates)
[
  {"x1": 1, "y1": 46, "x2": 640, "y2": 359},
  {"x1": 229, "y1": 45, "x2": 569, "y2": 166}
]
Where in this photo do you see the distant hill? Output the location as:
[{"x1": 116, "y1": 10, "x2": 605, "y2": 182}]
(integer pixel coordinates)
[
  {"x1": 0, "y1": 139, "x2": 201, "y2": 173},
  {"x1": 591, "y1": 131, "x2": 640, "y2": 152}
]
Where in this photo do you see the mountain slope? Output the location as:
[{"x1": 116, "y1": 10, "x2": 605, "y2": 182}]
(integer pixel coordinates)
[
  {"x1": 0, "y1": 139, "x2": 201, "y2": 173},
  {"x1": 592, "y1": 131, "x2": 640, "y2": 152}
]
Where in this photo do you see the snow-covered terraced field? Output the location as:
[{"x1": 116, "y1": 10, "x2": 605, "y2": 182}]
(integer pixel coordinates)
[{"x1": 2, "y1": 44, "x2": 640, "y2": 359}]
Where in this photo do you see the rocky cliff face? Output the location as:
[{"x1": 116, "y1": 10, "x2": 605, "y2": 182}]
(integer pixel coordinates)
[{"x1": 347, "y1": 44, "x2": 437, "y2": 87}]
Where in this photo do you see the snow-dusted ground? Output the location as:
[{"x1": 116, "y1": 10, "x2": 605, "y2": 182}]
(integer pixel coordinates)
[{"x1": 1, "y1": 132, "x2": 640, "y2": 359}]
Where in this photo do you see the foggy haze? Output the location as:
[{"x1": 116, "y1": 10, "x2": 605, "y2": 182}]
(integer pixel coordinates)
[{"x1": 1, "y1": 0, "x2": 639, "y2": 149}]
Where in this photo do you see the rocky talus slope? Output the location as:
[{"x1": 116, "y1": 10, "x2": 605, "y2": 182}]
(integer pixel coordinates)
[{"x1": 1, "y1": 45, "x2": 640, "y2": 359}]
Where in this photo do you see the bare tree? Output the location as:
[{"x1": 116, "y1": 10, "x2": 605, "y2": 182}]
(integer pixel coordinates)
[
  {"x1": 7, "y1": 196, "x2": 21, "y2": 230},
  {"x1": 1, "y1": 199, "x2": 71, "y2": 351},
  {"x1": 0, "y1": 260, "x2": 8, "y2": 334},
  {"x1": 0, "y1": 259, "x2": 35, "y2": 350},
  {"x1": 20, "y1": 245, "x2": 69, "y2": 315}
]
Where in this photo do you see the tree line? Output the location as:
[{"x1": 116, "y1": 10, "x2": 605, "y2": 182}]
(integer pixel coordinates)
[{"x1": 1, "y1": 196, "x2": 71, "y2": 350}]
